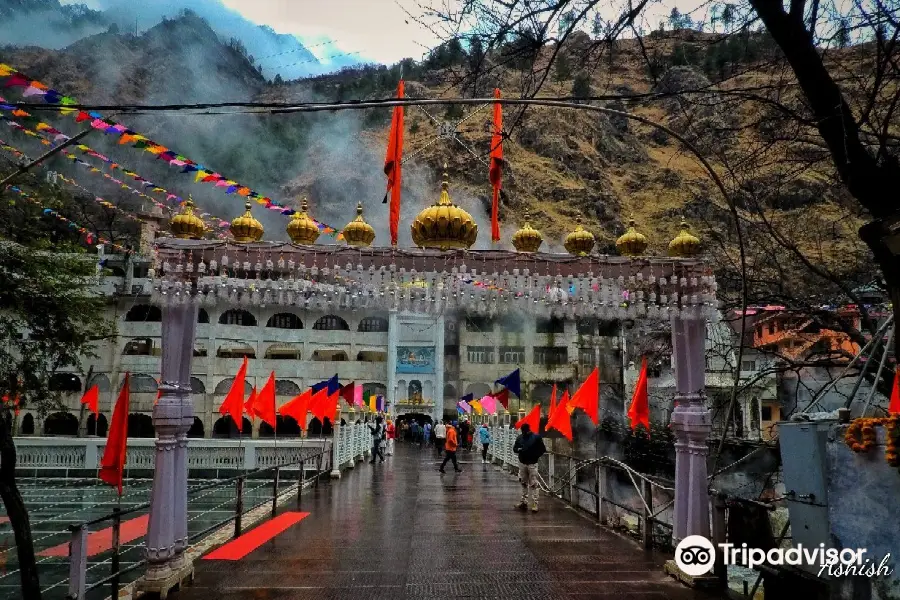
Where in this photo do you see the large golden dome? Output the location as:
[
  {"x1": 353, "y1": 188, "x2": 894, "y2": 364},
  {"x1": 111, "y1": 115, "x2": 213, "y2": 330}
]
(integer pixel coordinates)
[
  {"x1": 668, "y1": 218, "x2": 701, "y2": 257},
  {"x1": 286, "y1": 199, "x2": 320, "y2": 245},
  {"x1": 170, "y1": 197, "x2": 205, "y2": 240},
  {"x1": 564, "y1": 220, "x2": 595, "y2": 256},
  {"x1": 342, "y1": 202, "x2": 376, "y2": 247},
  {"x1": 512, "y1": 212, "x2": 543, "y2": 252},
  {"x1": 230, "y1": 201, "x2": 264, "y2": 243},
  {"x1": 410, "y1": 167, "x2": 478, "y2": 250},
  {"x1": 616, "y1": 219, "x2": 648, "y2": 257}
]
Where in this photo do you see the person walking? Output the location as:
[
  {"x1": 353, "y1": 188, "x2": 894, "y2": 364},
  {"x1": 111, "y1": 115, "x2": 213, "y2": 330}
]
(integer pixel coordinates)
[
  {"x1": 410, "y1": 420, "x2": 420, "y2": 445},
  {"x1": 459, "y1": 420, "x2": 470, "y2": 451},
  {"x1": 478, "y1": 423, "x2": 492, "y2": 463},
  {"x1": 434, "y1": 420, "x2": 447, "y2": 455},
  {"x1": 439, "y1": 422, "x2": 462, "y2": 474},
  {"x1": 422, "y1": 421, "x2": 432, "y2": 448},
  {"x1": 368, "y1": 416, "x2": 386, "y2": 464},
  {"x1": 385, "y1": 419, "x2": 396, "y2": 456},
  {"x1": 513, "y1": 423, "x2": 546, "y2": 511}
]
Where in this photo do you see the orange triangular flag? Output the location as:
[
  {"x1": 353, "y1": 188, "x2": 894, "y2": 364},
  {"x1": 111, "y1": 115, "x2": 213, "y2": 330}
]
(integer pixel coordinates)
[
  {"x1": 244, "y1": 386, "x2": 258, "y2": 420},
  {"x1": 628, "y1": 357, "x2": 650, "y2": 431},
  {"x1": 99, "y1": 373, "x2": 130, "y2": 495},
  {"x1": 219, "y1": 357, "x2": 247, "y2": 429},
  {"x1": 515, "y1": 404, "x2": 541, "y2": 431},
  {"x1": 569, "y1": 368, "x2": 599, "y2": 424},
  {"x1": 548, "y1": 384, "x2": 557, "y2": 421},
  {"x1": 889, "y1": 366, "x2": 900, "y2": 414},
  {"x1": 561, "y1": 390, "x2": 574, "y2": 415},
  {"x1": 80, "y1": 384, "x2": 100, "y2": 417},
  {"x1": 280, "y1": 389, "x2": 312, "y2": 430},
  {"x1": 546, "y1": 393, "x2": 573, "y2": 441},
  {"x1": 383, "y1": 79, "x2": 405, "y2": 246},
  {"x1": 255, "y1": 372, "x2": 277, "y2": 428},
  {"x1": 309, "y1": 387, "x2": 330, "y2": 424}
]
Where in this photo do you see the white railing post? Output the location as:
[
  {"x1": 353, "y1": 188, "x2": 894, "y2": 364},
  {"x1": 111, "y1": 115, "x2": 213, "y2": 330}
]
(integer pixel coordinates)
[{"x1": 67, "y1": 524, "x2": 88, "y2": 600}]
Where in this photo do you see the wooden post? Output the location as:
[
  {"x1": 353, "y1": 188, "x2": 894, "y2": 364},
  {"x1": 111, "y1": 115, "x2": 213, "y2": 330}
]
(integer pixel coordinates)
[{"x1": 641, "y1": 479, "x2": 653, "y2": 549}]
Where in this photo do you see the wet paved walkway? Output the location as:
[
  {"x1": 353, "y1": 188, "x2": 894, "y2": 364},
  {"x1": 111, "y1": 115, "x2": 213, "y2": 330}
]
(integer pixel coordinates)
[{"x1": 176, "y1": 445, "x2": 719, "y2": 599}]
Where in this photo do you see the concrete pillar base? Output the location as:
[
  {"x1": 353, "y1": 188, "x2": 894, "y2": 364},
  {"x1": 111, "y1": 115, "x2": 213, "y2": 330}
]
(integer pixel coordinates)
[
  {"x1": 330, "y1": 469, "x2": 342, "y2": 479},
  {"x1": 136, "y1": 561, "x2": 194, "y2": 600}
]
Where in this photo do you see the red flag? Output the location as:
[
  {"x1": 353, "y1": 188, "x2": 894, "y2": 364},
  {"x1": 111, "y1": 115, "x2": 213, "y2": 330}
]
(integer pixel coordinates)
[
  {"x1": 219, "y1": 357, "x2": 247, "y2": 430},
  {"x1": 548, "y1": 384, "x2": 557, "y2": 420},
  {"x1": 80, "y1": 384, "x2": 100, "y2": 417},
  {"x1": 569, "y1": 368, "x2": 599, "y2": 424},
  {"x1": 309, "y1": 387, "x2": 330, "y2": 423},
  {"x1": 340, "y1": 382, "x2": 356, "y2": 406},
  {"x1": 890, "y1": 366, "x2": 900, "y2": 415},
  {"x1": 628, "y1": 357, "x2": 651, "y2": 431},
  {"x1": 254, "y1": 372, "x2": 277, "y2": 429},
  {"x1": 561, "y1": 390, "x2": 574, "y2": 415},
  {"x1": 383, "y1": 80, "x2": 405, "y2": 246},
  {"x1": 281, "y1": 389, "x2": 312, "y2": 430},
  {"x1": 515, "y1": 404, "x2": 541, "y2": 431},
  {"x1": 326, "y1": 390, "x2": 340, "y2": 423},
  {"x1": 488, "y1": 88, "x2": 504, "y2": 243},
  {"x1": 99, "y1": 373, "x2": 130, "y2": 495},
  {"x1": 244, "y1": 387, "x2": 258, "y2": 420},
  {"x1": 491, "y1": 388, "x2": 509, "y2": 409},
  {"x1": 546, "y1": 394, "x2": 572, "y2": 441}
]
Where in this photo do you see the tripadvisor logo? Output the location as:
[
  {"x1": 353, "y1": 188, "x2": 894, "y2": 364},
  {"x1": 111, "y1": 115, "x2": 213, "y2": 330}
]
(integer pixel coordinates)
[{"x1": 674, "y1": 536, "x2": 894, "y2": 578}]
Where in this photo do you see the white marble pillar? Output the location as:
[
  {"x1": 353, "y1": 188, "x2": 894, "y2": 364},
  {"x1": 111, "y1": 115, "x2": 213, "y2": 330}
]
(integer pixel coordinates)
[
  {"x1": 143, "y1": 298, "x2": 198, "y2": 588},
  {"x1": 434, "y1": 314, "x2": 445, "y2": 423},
  {"x1": 669, "y1": 315, "x2": 710, "y2": 543},
  {"x1": 386, "y1": 309, "x2": 399, "y2": 416}
]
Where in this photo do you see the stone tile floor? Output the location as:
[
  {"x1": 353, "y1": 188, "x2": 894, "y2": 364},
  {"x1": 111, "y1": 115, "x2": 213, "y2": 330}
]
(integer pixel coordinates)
[{"x1": 175, "y1": 445, "x2": 721, "y2": 600}]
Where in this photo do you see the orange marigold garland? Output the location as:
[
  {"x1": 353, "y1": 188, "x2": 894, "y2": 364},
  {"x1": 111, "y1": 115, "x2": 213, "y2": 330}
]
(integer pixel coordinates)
[{"x1": 844, "y1": 415, "x2": 900, "y2": 472}]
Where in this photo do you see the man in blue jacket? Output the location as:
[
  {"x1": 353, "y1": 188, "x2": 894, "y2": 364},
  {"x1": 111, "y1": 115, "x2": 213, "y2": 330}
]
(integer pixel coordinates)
[
  {"x1": 478, "y1": 424, "x2": 492, "y2": 464},
  {"x1": 513, "y1": 423, "x2": 546, "y2": 512}
]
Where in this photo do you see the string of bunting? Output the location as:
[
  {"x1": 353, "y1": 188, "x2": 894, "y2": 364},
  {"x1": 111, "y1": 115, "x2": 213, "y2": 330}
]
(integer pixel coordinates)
[
  {"x1": 0, "y1": 66, "x2": 346, "y2": 241},
  {"x1": 4, "y1": 184, "x2": 128, "y2": 251}
]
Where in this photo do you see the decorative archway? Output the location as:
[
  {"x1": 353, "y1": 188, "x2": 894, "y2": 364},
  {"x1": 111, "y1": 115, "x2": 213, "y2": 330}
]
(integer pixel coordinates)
[
  {"x1": 218, "y1": 309, "x2": 257, "y2": 326},
  {"x1": 87, "y1": 373, "x2": 111, "y2": 392},
  {"x1": 127, "y1": 413, "x2": 155, "y2": 438},
  {"x1": 212, "y1": 416, "x2": 251, "y2": 438},
  {"x1": 259, "y1": 415, "x2": 301, "y2": 437},
  {"x1": 87, "y1": 413, "x2": 109, "y2": 437},
  {"x1": 358, "y1": 317, "x2": 388, "y2": 332},
  {"x1": 20, "y1": 413, "x2": 34, "y2": 435},
  {"x1": 214, "y1": 378, "x2": 253, "y2": 396},
  {"x1": 266, "y1": 313, "x2": 303, "y2": 329},
  {"x1": 311, "y1": 350, "x2": 348, "y2": 361},
  {"x1": 49, "y1": 373, "x2": 81, "y2": 393},
  {"x1": 190, "y1": 377, "x2": 206, "y2": 394},
  {"x1": 312, "y1": 315, "x2": 349, "y2": 331},
  {"x1": 44, "y1": 412, "x2": 78, "y2": 436},
  {"x1": 187, "y1": 417, "x2": 205, "y2": 438},
  {"x1": 123, "y1": 338, "x2": 156, "y2": 356},
  {"x1": 125, "y1": 304, "x2": 162, "y2": 322},
  {"x1": 129, "y1": 374, "x2": 159, "y2": 394}
]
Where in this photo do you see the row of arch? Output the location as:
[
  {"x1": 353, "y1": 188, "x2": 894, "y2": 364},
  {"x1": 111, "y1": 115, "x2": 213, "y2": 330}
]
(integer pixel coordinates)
[
  {"x1": 36, "y1": 412, "x2": 335, "y2": 438},
  {"x1": 442, "y1": 382, "x2": 574, "y2": 401},
  {"x1": 122, "y1": 340, "x2": 387, "y2": 362},
  {"x1": 124, "y1": 305, "x2": 389, "y2": 332}
]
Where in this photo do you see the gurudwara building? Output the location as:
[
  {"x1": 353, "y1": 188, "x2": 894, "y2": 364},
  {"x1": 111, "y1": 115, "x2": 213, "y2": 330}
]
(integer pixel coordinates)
[{"x1": 21, "y1": 170, "x2": 710, "y2": 441}]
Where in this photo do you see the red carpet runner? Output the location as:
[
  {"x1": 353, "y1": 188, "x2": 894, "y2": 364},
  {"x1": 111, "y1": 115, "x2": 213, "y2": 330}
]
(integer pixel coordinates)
[
  {"x1": 204, "y1": 512, "x2": 310, "y2": 561},
  {"x1": 39, "y1": 514, "x2": 149, "y2": 557}
]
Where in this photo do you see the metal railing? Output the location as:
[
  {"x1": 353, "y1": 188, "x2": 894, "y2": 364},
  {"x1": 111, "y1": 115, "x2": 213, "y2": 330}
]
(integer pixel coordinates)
[
  {"x1": 487, "y1": 426, "x2": 674, "y2": 549},
  {"x1": 64, "y1": 443, "x2": 329, "y2": 600}
]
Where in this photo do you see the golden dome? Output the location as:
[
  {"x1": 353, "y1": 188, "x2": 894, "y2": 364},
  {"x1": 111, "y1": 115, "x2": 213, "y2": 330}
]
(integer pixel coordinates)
[
  {"x1": 564, "y1": 220, "x2": 595, "y2": 256},
  {"x1": 286, "y1": 199, "x2": 320, "y2": 245},
  {"x1": 342, "y1": 202, "x2": 376, "y2": 247},
  {"x1": 170, "y1": 197, "x2": 205, "y2": 240},
  {"x1": 512, "y1": 212, "x2": 543, "y2": 252},
  {"x1": 668, "y1": 217, "x2": 701, "y2": 258},
  {"x1": 616, "y1": 219, "x2": 648, "y2": 257},
  {"x1": 230, "y1": 201, "x2": 264, "y2": 243},
  {"x1": 410, "y1": 166, "x2": 478, "y2": 250}
]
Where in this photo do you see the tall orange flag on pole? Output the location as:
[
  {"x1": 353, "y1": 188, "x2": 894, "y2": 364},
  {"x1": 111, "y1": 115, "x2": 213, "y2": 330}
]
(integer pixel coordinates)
[
  {"x1": 383, "y1": 79, "x2": 405, "y2": 246},
  {"x1": 889, "y1": 366, "x2": 900, "y2": 414},
  {"x1": 219, "y1": 357, "x2": 248, "y2": 430},
  {"x1": 489, "y1": 88, "x2": 503, "y2": 242},
  {"x1": 254, "y1": 372, "x2": 277, "y2": 429},
  {"x1": 99, "y1": 373, "x2": 130, "y2": 495},
  {"x1": 628, "y1": 357, "x2": 650, "y2": 431},
  {"x1": 569, "y1": 368, "x2": 600, "y2": 424}
]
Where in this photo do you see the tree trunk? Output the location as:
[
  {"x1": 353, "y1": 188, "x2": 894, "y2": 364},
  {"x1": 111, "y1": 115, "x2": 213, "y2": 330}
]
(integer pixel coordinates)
[{"x1": 0, "y1": 409, "x2": 41, "y2": 600}]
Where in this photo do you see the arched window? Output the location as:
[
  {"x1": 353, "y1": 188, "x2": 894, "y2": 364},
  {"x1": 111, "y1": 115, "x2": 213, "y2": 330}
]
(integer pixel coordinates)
[
  {"x1": 87, "y1": 373, "x2": 111, "y2": 392},
  {"x1": 275, "y1": 380, "x2": 301, "y2": 396},
  {"x1": 198, "y1": 309, "x2": 210, "y2": 324},
  {"x1": 214, "y1": 378, "x2": 254, "y2": 396},
  {"x1": 464, "y1": 383, "x2": 492, "y2": 399},
  {"x1": 311, "y1": 350, "x2": 348, "y2": 361},
  {"x1": 87, "y1": 413, "x2": 108, "y2": 436},
  {"x1": 218, "y1": 309, "x2": 257, "y2": 326},
  {"x1": 122, "y1": 338, "x2": 155, "y2": 356},
  {"x1": 259, "y1": 415, "x2": 301, "y2": 437},
  {"x1": 264, "y1": 344, "x2": 301, "y2": 360},
  {"x1": 188, "y1": 417, "x2": 205, "y2": 438},
  {"x1": 124, "y1": 304, "x2": 162, "y2": 322},
  {"x1": 356, "y1": 351, "x2": 387, "y2": 362},
  {"x1": 443, "y1": 384, "x2": 457, "y2": 399},
  {"x1": 408, "y1": 380, "x2": 423, "y2": 402},
  {"x1": 313, "y1": 315, "x2": 349, "y2": 331},
  {"x1": 127, "y1": 414, "x2": 155, "y2": 438},
  {"x1": 216, "y1": 343, "x2": 256, "y2": 359},
  {"x1": 190, "y1": 377, "x2": 206, "y2": 394},
  {"x1": 266, "y1": 313, "x2": 303, "y2": 329},
  {"x1": 44, "y1": 412, "x2": 78, "y2": 436},
  {"x1": 358, "y1": 317, "x2": 388, "y2": 332},
  {"x1": 129, "y1": 374, "x2": 158, "y2": 394},
  {"x1": 49, "y1": 373, "x2": 81, "y2": 392},
  {"x1": 213, "y1": 416, "x2": 251, "y2": 438},
  {"x1": 20, "y1": 413, "x2": 34, "y2": 435},
  {"x1": 530, "y1": 382, "x2": 556, "y2": 403}
]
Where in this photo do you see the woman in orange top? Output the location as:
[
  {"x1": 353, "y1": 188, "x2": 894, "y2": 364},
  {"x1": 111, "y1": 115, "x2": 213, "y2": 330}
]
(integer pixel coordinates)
[{"x1": 439, "y1": 423, "x2": 462, "y2": 473}]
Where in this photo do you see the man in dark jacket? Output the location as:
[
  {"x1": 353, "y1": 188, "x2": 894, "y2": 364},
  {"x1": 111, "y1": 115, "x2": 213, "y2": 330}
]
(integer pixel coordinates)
[{"x1": 513, "y1": 423, "x2": 546, "y2": 512}]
